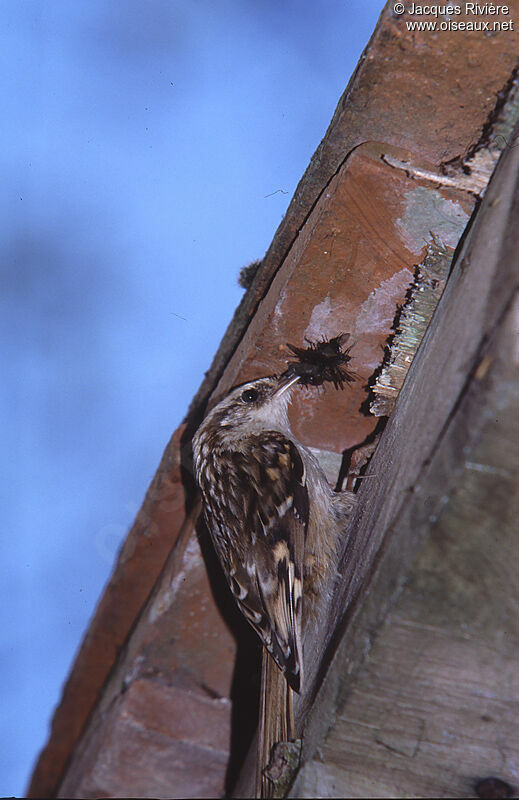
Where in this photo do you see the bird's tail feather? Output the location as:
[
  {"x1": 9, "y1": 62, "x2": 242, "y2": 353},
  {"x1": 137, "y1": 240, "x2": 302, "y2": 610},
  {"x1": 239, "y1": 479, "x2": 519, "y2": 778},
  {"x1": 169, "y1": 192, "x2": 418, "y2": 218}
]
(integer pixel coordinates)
[{"x1": 256, "y1": 649, "x2": 293, "y2": 798}]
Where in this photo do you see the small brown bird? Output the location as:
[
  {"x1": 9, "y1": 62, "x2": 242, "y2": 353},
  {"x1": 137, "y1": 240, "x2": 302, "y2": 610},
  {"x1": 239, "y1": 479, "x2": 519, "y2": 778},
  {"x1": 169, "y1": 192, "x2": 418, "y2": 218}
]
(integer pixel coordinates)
[{"x1": 192, "y1": 373, "x2": 354, "y2": 796}]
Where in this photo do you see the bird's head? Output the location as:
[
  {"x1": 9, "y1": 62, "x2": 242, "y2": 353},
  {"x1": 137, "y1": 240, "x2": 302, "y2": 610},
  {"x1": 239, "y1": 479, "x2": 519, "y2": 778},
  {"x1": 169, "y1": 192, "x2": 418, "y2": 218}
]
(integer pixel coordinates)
[{"x1": 196, "y1": 374, "x2": 300, "y2": 446}]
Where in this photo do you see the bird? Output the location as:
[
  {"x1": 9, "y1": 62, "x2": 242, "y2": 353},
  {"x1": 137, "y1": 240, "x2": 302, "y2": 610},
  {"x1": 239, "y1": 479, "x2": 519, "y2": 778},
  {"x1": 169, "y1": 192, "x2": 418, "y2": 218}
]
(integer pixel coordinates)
[{"x1": 192, "y1": 372, "x2": 355, "y2": 796}]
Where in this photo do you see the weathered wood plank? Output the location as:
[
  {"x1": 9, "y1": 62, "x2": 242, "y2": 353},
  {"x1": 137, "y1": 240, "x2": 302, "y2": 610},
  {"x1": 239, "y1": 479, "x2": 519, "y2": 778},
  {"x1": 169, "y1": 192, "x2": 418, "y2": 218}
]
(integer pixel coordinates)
[{"x1": 295, "y1": 285, "x2": 519, "y2": 797}]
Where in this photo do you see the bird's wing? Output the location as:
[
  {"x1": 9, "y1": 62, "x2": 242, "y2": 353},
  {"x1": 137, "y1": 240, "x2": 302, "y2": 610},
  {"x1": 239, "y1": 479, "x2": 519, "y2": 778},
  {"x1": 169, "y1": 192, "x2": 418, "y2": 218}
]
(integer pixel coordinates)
[{"x1": 222, "y1": 432, "x2": 308, "y2": 692}]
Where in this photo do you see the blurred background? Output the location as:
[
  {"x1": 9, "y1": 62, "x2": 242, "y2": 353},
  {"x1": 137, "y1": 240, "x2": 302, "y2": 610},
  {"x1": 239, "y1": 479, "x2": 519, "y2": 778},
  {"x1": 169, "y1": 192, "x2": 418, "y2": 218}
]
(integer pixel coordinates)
[{"x1": 2, "y1": 1, "x2": 384, "y2": 794}]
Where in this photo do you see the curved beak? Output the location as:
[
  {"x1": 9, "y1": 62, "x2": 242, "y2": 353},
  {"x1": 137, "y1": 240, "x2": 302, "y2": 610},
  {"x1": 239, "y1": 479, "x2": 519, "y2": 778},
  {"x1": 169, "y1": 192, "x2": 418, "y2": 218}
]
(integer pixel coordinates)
[{"x1": 274, "y1": 373, "x2": 300, "y2": 398}]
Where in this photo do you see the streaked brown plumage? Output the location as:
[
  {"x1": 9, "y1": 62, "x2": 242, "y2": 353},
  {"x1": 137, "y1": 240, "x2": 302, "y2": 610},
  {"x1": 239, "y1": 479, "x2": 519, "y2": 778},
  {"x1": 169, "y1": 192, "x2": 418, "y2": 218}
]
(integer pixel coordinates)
[{"x1": 192, "y1": 373, "x2": 354, "y2": 796}]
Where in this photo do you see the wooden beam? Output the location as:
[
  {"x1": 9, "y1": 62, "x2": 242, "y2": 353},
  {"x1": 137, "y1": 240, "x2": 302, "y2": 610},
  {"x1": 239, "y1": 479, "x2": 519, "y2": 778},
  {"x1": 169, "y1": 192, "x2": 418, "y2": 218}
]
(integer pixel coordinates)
[{"x1": 237, "y1": 124, "x2": 519, "y2": 796}]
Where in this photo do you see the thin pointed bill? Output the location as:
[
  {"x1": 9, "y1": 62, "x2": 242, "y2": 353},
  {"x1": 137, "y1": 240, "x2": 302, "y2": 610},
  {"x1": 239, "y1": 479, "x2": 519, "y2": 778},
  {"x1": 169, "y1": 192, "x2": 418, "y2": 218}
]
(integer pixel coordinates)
[{"x1": 274, "y1": 374, "x2": 300, "y2": 398}]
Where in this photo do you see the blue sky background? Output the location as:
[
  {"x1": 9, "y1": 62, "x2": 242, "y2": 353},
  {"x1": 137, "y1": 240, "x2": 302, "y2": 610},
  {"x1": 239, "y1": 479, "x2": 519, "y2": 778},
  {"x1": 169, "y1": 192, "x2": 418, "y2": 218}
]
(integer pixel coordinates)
[{"x1": 2, "y1": 1, "x2": 384, "y2": 794}]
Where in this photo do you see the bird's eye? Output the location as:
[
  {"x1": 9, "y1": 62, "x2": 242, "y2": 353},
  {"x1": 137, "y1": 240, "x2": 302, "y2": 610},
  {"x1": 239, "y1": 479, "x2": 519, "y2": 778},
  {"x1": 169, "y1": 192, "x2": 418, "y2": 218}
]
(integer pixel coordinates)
[{"x1": 241, "y1": 388, "x2": 259, "y2": 403}]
